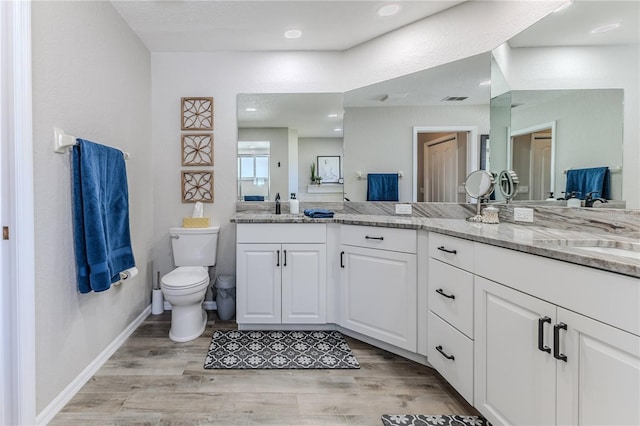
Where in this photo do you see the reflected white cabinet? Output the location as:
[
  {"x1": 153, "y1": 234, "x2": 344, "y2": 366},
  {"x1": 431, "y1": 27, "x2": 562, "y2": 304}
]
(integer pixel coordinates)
[
  {"x1": 236, "y1": 224, "x2": 326, "y2": 325},
  {"x1": 339, "y1": 225, "x2": 417, "y2": 351}
]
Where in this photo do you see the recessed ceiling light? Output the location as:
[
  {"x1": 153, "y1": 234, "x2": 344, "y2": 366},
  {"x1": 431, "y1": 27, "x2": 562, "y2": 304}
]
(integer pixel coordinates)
[
  {"x1": 553, "y1": 1, "x2": 572, "y2": 13},
  {"x1": 591, "y1": 23, "x2": 621, "y2": 34},
  {"x1": 328, "y1": 113, "x2": 338, "y2": 118},
  {"x1": 334, "y1": 128, "x2": 342, "y2": 132},
  {"x1": 249, "y1": 145, "x2": 255, "y2": 149},
  {"x1": 377, "y1": 4, "x2": 400, "y2": 17},
  {"x1": 479, "y1": 80, "x2": 491, "y2": 86},
  {"x1": 284, "y1": 29, "x2": 302, "y2": 39},
  {"x1": 245, "y1": 107, "x2": 257, "y2": 112}
]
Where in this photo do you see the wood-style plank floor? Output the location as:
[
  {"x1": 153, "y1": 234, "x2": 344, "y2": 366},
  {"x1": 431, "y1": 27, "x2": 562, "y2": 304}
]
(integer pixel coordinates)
[{"x1": 51, "y1": 311, "x2": 478, "y2": 425}]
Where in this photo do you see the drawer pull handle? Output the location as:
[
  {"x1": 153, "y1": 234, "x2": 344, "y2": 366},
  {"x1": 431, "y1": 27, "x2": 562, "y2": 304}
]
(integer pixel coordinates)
[
  {"x1": 437, "y1": 246, "x2": 457, "y2": 254},
  {"x1": 538, "y1": 316, "x2": 551, "y2": 354},
  {"x1": 436, "y1": 288, "x2": 455, "y2": 299},
  {"x1": 553, "y1": 322, "x2": 568, "y2": 362},
  {"x1": 276, "y1": 250, "x2": 280, "y2": 267},
  {"x1": 340, "y1": 251, "x2": 345, "y2": 268},
  {"x1": 365, "y1": 236, "x2": 384, "y2": 241},
  {"x1": 435, "y1": 345, "x2": 455, "y2": 360}
]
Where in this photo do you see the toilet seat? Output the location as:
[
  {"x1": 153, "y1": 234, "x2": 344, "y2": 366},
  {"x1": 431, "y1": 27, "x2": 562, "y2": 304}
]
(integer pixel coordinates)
[{"x1": 161, "y1": 266, "x2": 209, "y2": 290}]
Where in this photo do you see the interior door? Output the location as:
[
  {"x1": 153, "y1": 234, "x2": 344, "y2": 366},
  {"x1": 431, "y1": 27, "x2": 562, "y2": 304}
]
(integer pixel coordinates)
[
  {"x1": 424, "y1": 134, "x2": 457, "y2": 202},
  {"x1": 530, "y1": 132, "x2": 552, "y2": 200}
]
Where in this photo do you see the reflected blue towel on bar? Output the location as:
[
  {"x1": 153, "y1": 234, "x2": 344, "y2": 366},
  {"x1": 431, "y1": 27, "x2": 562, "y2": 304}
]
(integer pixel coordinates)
[
  {"x1": 244, "y1": 195, "x2": 265, "y2": 201},
  {"x1": 367, "y1": 173, "x2": 399, "y2": 201},
  {"x1": 304, "y1": 209, "x2": 335, "y2": 218},
  {"x1": 72, "y1": 139, "x2": 135, "y2": 293},
  {"x1": 565, "y1": 167, "x2": 610, "y2": 200}
]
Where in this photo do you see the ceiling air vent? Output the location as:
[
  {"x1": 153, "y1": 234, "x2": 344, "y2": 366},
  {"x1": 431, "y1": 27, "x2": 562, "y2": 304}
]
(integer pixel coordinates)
[{"x1": 441, "y1": 96, "x2": 468, "y2": 102}]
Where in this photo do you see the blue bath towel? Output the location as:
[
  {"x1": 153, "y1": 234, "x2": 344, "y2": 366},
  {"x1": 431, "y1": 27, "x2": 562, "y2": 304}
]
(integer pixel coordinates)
[
  {"x1": 367, "y1": 173, "x2": 399, "y2": 201},
  {"x1": 72, "y1": 139, "x2": 135, "y2": 293},
  {"x1": 303, "y1": 209, "x2": 334, "y2": 218},
  {"x1": 565, "y1": 167, "x2": 610, "y2": 200},
  {"x1": 244, "y1": 195, "x2": 265, "y2": 201}
]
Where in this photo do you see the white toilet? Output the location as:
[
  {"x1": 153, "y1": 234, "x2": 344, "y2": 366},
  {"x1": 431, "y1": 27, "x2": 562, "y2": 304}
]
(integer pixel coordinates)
[{"x1": 161, "y1": 226, "x2": 220, "y2": 342}]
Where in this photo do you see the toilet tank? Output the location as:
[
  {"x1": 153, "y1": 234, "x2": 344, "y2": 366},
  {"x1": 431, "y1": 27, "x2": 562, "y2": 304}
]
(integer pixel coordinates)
[{"x1": 170, "y1": 226, "x2": 220, "y2": 266}]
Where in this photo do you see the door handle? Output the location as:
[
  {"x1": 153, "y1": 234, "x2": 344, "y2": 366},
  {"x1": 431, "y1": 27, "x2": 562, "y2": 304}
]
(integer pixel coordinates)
[
  {"x1": 276, "y1": 250, "x2": 280, "y2": 267},
  {"x1": 437, "y1": 246, "x2": 457, "y2": 254},
  {"x1": 538, "y1": 316, "x2": 551, "y2": 354},
  {"x1": 553, "y1": 322, "x2": 568, "y2": 362},
  {"x1": 435, "y1": 288, "x2": 455, "y2": 299},
  {"x1": 365, "y1": 236, "x2": 384, "y2": 241},
  {"x1": 283, "y1": 250, "x2": 287, "y2": 267},
  {"x1": 435, "y1": 345, "x2": 455, "y2": 360},
  {"x1": 340, "y1": 251, "x2": 345, "y2": 268}
]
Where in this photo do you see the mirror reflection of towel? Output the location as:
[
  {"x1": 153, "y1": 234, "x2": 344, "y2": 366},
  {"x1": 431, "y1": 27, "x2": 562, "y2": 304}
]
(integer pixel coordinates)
[
  {"x1": 565, "y1": 167, "x2": 610, "y2": 199},
  {"x1": 367, "y1": 173, "x2": 399, "y2": 201}
]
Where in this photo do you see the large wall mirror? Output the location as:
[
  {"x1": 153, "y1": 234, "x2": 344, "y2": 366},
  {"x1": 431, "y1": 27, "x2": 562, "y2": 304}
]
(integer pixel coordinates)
[{"x1": 490, "y1": 1, "x2": 638, "y2": 202}]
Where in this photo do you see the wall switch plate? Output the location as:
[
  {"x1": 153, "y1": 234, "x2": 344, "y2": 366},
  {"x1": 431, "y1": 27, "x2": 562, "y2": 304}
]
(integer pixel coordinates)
[
  {"x1": 395, "y1": 204, "x2": 412, "y2": 215},
  {"x1": 519, "y1": 185, "x2": 529, "y2": 193},
  {"x1": 458, "y1": 185, "x2": 466, "y2": 194},
  {"x1": 514, "y1": 207, "x2": 534, "y2": 222}
]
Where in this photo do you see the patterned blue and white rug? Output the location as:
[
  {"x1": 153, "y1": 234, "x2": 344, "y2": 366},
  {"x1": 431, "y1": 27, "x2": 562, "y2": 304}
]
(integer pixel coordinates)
[
  {"x1": 382, "y1": 415, "x2": 490, "y2": 426},
  {"x1": 204, "y1": 330, "x2": 360, "y2": 369}
]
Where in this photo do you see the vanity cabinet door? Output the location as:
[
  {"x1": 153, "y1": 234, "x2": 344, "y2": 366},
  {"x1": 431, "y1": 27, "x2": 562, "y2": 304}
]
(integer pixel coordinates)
[
  {"x1": 556, "y1": 308, "x2": 640, "y2": 426},
  {"x1": 340, "y1": 245, "x2": 417, "y2": 351},
  {"x1": 281, "y1": 243, "x2": 326, "y2": 324},
  {"x1": 236, "y1": 244, "x2": 282, "y2": 324},
  {"x1": 474, "y1": 276, "x2": 556, "y2": 426}
]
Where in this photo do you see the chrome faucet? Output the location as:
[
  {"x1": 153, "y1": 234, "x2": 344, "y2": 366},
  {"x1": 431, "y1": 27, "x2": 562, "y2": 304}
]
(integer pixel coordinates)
[{"x1": 585, "y1": 192, "x2": 608, "y2": 207}]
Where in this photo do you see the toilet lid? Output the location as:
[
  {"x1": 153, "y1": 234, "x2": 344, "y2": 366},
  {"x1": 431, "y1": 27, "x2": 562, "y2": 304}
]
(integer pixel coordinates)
[{"x1": 161, "y1": 266, "x2": 209, "y2": 289}]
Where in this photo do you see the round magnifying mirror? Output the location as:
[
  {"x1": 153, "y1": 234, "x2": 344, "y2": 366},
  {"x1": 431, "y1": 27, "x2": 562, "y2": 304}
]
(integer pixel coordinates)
[
  {"x1": 498, "y1": 170, "x2": 519, "y2": 203},
  {"x1": 464, "y1": 170, "x2": 495, "y2": 222}
]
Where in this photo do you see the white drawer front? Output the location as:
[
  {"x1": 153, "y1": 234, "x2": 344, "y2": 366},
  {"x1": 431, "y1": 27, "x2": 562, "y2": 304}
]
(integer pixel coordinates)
[
  {"x1": 341, "y1": 225, "x2": 416, "y2": 254},
  {"x1": 237, "y1": 223, "x2": 326, "y2": 244},
  {"x1": 429, "y1": 233, "x2": 474, "y2": 272},
  {"x1": 428, "y1": 259, "x2": 474, "y2": 338},
  {"x1": 428, "y1": 311, "x2": 473, "y2": 404}
]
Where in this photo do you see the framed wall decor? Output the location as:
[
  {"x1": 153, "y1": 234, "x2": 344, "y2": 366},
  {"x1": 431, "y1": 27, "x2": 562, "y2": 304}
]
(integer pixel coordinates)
[
  {"x1": 181, "y1": 170, "x2": 214, "y2": 203},
  {"x1": 317, "y1": 156, "x2": 341, "y2": 183},
  {"x1": 182, "y1": 133, "x2": 214, "y2": 166},
  {"x1": 181, "y1": 97, "x2": 213, "y2": 130}
]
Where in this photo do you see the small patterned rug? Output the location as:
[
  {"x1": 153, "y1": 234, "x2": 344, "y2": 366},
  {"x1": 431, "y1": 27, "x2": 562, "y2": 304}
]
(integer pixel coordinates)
[
  {"x1": 204, "y1": 330, "x2": 360, "y2": 369},
  {"x1": 381, "y1": 415, "x2": 490, "y2": 426}
]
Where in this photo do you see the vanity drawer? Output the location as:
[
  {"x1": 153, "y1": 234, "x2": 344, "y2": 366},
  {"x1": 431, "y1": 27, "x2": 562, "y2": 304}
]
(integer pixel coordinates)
[
  {"x1": 429, "y1": 233, "x2": 474, "y2": 272},
  {"x1": 341, "y1": 225, "x2": 416, "y2": 254},
  {"x1": 237, "y1": 223, "x2": 326, "y2": 244},
  {"x1": 428, "y1": 258, "x2": 474, "y2": 338},
  {"x1": 428, "y1": 311, "x2": 473, "y2": 404}
]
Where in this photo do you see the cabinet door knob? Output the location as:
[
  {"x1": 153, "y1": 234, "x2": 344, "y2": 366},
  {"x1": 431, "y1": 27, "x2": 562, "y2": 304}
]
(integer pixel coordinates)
[
  {"x1": 436, "y1": 288, "x2": 455, "y2": 299},
  {"x1": 538, "y1": 316, "x2": 552, "y2": 354},
  {"x1": 553, "y1": 322, "x2": 568, "y2": 362},
  {"x1": 435, "y1": 345, "x2": 455, "y2": 360},
  {"x1": 340, "y1": 251, "x2": 345, "y2": 268},
  {"x1": 437, "y1": 246, "x2": 457, "y2": 254}
]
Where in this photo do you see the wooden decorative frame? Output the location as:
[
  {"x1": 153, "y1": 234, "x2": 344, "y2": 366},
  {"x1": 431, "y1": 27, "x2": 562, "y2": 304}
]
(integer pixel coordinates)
[
  {"x1": 182, "y1": 133, "x2": 214, "y2": 166},
  {"x1": 181, "y1": 170, "x2": 214, "y2": 203},
  {"x1": 181, "y1": 97, "x2": 213, "y2": 130}
]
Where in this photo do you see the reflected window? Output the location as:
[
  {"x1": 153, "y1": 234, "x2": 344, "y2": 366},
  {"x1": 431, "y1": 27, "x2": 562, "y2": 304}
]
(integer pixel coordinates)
[{"x1": 238, "y1": 141, "x2": 270, "y2": 200}]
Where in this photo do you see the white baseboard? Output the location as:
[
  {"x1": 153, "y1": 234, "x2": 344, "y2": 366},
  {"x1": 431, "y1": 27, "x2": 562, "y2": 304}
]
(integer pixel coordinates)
[
  {"x1": 162, "y1": 300, "x2": 217, "y2": 311},
  {"x1": 35, "y1": 306, "x2": 151, "y2": 426}
]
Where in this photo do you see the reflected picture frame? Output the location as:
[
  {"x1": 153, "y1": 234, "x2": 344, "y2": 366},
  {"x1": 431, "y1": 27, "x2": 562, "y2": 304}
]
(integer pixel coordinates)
[{"x1": 317, "y1": 156, "x2": 341, "y2": 183}]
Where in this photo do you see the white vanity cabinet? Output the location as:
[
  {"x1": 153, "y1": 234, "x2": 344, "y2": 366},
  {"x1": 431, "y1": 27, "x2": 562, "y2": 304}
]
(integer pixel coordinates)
[
  {"x1": 474, "y1": 243, "x2": 640, "y2": 426},
  {"x1": 339, "y1": 225, "x2": 417, "y2": 351},
  {"x1": 427, "y1": 233, "x2": 475, "y2": 404},
  {"x1": 236, "y1": 224, "x2": 327, "y2": 325}
]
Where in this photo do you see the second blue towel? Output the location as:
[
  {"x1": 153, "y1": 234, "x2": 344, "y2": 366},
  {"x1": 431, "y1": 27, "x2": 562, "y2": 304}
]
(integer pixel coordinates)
[{"x1": 304, "y1": 209, "x2": 335, "y2": 218}]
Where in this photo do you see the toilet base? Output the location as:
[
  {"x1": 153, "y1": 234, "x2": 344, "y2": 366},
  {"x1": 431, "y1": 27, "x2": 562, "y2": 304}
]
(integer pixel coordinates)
[{"x1": 169, "y1": 308, "x2": 207, "y2": 343}]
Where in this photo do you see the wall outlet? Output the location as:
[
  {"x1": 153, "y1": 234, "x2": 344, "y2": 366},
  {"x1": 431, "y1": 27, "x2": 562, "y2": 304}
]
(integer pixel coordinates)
[
  {"x1": 395, "y1": 204, "x2": 412, "y2": 215},
  {"x1": 514, "y1": 207, "x2": 534, "y2": 222},
  {"x1": 458, "y1": 185, "x2": 466, "y2": 194}
]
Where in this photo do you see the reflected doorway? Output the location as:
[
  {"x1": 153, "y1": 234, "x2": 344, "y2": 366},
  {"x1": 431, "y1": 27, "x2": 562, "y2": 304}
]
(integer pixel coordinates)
[{"x1": 509, "y1": 122, "x2": 555, "y2": 200}]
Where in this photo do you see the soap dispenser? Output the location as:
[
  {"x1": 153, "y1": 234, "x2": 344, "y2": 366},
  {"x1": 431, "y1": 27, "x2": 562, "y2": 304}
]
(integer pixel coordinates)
[
  {"x1": 567, "y1": 191, "x2": 582, "y2": 207},
  {"x1": 275, "y1": 193, "x2": 281, "y2": 215},
  {"x1": 289, "y1": 193, "x2": 299, "y2": 215}
]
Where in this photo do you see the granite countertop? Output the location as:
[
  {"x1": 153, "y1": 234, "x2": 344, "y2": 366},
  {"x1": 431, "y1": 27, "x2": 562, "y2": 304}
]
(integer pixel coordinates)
[{"x1": 233, "y1": 213, "x2": 640, "y2": 278}]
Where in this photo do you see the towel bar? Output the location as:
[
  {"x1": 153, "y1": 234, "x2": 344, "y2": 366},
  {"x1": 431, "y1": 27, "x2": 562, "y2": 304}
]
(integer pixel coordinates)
[
  {"x1": 563, "y1": 166, "x2": 621, "y2": 174},
  {"x1": 356, "y1": 171, "x2": 403, "y2": 180},
  {"x1": 53, "y1": 127, "x2": 130, "y2": 159}
]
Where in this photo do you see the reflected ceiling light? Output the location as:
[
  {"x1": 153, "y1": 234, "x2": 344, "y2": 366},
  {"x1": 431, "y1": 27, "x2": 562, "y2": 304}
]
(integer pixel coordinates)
[
  {"x1": 249, "y1": 145, "x2": 255, "y2": 149},
  {"x1": 553, "y1": 1, "x2": 572, "y2": 13},
  {"x1": 377, "y1": 4, "x2": 400, "y2": 17},
  {"x1": 328, "y1": 113, "x2": 338, "y2": 118},
  {"x1": 284, "y1": 29, "x2": 302, "y2": 39},
  {"x1": 479, "y1": 79, "x2": 491, "y2": 86},
  {"x1": 591, "y1": 23, "x2": 621, "y2": 34},
  {"x1": 334, "y1": 128, "x2": 342, "y2": 132},
  {"x1": 245, "y1": 107, "x2": 257, "y2": 112}
]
